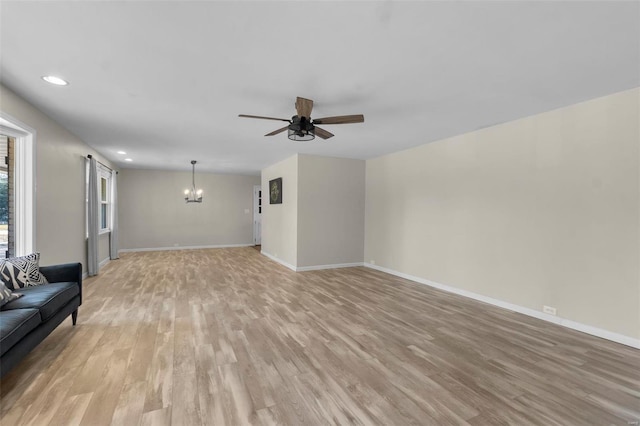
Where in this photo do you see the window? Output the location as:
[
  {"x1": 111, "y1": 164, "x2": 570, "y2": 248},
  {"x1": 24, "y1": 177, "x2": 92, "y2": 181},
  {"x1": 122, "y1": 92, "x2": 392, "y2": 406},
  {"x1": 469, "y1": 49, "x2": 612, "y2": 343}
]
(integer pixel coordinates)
[
  {"x1": 99, "y1": 172, "x2": 110, "y2": 231},
  {"x1": 0, "y1": 114, "x2": 35, "y2": 257},
  {"x1": 97, "y1": 165, "x2": 111, "y2": 233},
  {"x1": 86, "y1": 161, "x2": 112, "y2": 235}
]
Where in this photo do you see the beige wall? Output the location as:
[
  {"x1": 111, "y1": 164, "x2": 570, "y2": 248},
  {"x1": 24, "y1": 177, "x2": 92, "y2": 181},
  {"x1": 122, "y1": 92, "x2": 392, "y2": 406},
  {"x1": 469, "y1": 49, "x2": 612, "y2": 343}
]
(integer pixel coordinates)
[
  {"x1": 261, "y1": 155, "x2": 299, "y2": 267},
  {"x1": 0, "y1": 84, "x2": 114, "y2": 271},
  {"x1": 297, "y1": 155, "x2": 365, "y2": 267},
  {"x1": 365, "y1": 88, "x2": 640, "y2": 340},
  {"x1": 118, "y1": 169, "x2": 259, "y2": 250}
]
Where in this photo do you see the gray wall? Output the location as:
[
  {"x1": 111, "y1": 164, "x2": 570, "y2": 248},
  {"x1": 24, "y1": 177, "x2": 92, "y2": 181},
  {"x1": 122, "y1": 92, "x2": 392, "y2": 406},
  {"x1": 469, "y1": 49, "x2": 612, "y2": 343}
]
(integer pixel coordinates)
[
  {"x1": 118, "y1": 168, "x2": 259, "y2": 250},
  {"x1": 364, "y1": 88, "x2": 640, "y2": 340},
  {"x1": 261, "y1": 154, "x2": 366, "y2": 269},
  {"x1": 0, "y1": 84, "x2": 113, "y2": 271},
  {"x1": 297, "y1": 155, "x2": 365, "y2": 268}
]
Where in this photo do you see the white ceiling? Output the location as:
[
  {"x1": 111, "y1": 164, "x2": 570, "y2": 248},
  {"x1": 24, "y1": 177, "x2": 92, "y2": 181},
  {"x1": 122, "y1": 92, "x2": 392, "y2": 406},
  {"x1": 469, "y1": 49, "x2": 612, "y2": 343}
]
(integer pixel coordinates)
[{"x1": 1, "y1": 1, "x2": 638, "y2": 175}]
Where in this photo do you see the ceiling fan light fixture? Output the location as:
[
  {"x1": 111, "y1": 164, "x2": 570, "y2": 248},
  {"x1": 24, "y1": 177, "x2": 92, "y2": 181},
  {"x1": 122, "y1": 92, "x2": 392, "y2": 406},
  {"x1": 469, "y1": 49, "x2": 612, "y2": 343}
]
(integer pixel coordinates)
[
  {"x1": 287, "y1": 115, "x2": 315, "y2": 141},
  {"x1": 288, "y1": 128, "x2": 315, "y2": 141}
]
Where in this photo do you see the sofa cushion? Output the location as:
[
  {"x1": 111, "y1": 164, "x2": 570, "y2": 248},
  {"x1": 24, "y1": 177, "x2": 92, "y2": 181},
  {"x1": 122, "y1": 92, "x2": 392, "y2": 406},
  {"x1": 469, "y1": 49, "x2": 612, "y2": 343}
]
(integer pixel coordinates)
[
  {"x1": 0, "y1": 253, "x2": 48, "y2": 290},
  {"x1": 1, "y1": 282, "x2": 79, "y2": 321},
  {"x1": 0, "y1": 308, "x2": 41, "y2": 356},
  {"x1": 0, "y1": 282, "x2": 22, "y2": 307}
]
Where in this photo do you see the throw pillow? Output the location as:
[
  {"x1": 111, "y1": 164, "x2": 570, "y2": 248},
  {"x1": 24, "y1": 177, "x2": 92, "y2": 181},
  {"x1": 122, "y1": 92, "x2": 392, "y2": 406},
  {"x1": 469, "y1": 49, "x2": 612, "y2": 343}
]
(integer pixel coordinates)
[
  {"x1": 0, "y1": 281, "x2": 22, "y2": 307},
  {"x1": 0, "y1": 252, "x2": 49, "y2": 290}
]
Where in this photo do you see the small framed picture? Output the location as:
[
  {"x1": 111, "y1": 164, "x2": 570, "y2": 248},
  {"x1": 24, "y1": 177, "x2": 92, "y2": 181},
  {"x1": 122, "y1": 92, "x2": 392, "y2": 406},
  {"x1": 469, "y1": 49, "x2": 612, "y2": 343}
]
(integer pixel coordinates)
[{"x1": 269, "y1": 178, "x2": 282, "y2": 204}]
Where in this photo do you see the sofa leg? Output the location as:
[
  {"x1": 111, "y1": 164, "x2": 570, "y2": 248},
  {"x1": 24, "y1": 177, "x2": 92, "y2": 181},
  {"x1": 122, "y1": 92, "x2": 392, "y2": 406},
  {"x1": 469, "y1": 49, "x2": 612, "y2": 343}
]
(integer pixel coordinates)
[{"x1": 72, "y1": 309, "x2": 78, "y2": 326}]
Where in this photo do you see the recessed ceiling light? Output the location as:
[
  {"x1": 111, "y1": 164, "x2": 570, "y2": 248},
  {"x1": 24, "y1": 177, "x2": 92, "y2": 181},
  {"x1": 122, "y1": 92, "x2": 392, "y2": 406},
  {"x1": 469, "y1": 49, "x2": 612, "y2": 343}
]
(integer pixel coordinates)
[
  {"x1": 41, "y1": 76, "x2": 69, "y2": 86},
  {"x1": 117, "y1": 151, "x2": 126, "y2": 155},
  {"x1": 124, "y1": 158, "x2": 133, "y2": 162}
]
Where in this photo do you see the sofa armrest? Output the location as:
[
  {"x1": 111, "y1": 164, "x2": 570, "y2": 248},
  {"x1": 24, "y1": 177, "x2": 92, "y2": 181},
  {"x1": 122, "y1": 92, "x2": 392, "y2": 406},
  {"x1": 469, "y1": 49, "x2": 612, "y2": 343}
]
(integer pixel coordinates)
[{"x1": 39, "y1": 262, "x2": 83, "y2": 305}]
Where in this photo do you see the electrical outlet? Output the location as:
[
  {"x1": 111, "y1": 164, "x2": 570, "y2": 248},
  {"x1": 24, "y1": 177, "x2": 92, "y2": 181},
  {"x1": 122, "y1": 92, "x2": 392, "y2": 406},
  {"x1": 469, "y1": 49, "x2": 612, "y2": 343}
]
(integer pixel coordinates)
[
  {"x1": 370, "y1": 260, "x2": 376, "y2": 265},
  {"x1": 543, "y1": 305, "x2": 557, "y2": 316}
]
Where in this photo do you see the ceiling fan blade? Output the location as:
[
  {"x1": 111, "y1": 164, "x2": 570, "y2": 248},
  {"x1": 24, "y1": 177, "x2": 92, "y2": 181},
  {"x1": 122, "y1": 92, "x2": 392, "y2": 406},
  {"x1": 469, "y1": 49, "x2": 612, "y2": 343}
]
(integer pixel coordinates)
[
  {"x1": 265, "y1": 126, "x2": 289, "y2": 136},
  {"x1": 314, "y1": 126, "x2": 334, "y2": 140},
  {"x1": 295, "y1": 97, "x2": 314, "y2": 118},
  {"x1": 313, "y1": 114, "x2": 364, "y2": 125},
  {"x1": 239, "y1": 114, "x2": 290, "y2": 122}
]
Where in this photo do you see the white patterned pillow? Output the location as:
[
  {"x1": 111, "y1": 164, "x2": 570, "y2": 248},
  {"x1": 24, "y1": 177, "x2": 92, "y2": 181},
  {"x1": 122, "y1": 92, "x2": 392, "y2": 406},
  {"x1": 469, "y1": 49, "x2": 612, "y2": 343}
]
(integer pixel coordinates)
[
  {"x1": 0, "y1": 252, "x2": 49, "y2": 290},
  {"x1": 0, "y1": 281, "x2": 22, "y2": 307}
]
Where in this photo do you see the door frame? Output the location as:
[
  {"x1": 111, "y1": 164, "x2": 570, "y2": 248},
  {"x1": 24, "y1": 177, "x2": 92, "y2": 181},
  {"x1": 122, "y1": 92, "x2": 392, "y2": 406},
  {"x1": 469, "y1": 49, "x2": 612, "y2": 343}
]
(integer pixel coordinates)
[{"x1": 253, "y1": 184, "x2": 262, "y2": 245}]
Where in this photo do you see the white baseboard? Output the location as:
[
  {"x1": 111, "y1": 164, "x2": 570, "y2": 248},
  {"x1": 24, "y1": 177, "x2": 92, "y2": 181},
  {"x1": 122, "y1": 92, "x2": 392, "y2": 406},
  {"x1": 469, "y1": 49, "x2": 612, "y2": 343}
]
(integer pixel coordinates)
[
  {"x1": 119, "y1": 243, "x2": 253, "y2": 253},
  {"x1": 296, "y1": 262, "x2": 364, "y2": 272},
  {"x1": 365, "y1": 263, "x2": 640, "y2": 349},
  {"x1": 261, "y1": 251, "x2": 297, "y2": 271},
  {"x1": 260, "y1": 251, "x2": 364, "y2": 272}
]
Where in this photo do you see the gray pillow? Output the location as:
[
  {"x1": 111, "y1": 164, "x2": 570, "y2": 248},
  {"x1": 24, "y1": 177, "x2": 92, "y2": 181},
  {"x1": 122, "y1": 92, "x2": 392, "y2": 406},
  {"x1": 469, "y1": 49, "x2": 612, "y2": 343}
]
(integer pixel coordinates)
[
  {"x1": 0, "y1": 281, "x2": 22, "y2": 307},
  {"x1": 0, "y1": 252, "x2": 49, "y2": 290}
]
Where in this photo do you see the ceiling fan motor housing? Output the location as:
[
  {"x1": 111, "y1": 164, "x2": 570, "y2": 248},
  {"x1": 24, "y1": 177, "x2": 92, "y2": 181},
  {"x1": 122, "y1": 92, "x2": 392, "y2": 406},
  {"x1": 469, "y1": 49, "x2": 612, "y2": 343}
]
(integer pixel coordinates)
[{"x1": 289, "y1": 115, "x2": 314, "y2": 131}]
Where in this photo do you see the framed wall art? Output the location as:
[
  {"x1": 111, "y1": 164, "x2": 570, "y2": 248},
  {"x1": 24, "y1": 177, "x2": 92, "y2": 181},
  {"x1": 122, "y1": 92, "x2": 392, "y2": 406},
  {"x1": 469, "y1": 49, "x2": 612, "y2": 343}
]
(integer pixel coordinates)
[{"x1": 269, "y1": 177, "x2": 282, "y2": 204}]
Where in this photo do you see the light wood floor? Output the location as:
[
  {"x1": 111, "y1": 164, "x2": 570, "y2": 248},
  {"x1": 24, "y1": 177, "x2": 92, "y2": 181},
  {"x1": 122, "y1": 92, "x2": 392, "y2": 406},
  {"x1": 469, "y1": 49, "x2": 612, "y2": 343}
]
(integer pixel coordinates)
[{"x1": 1, "y1": 248, "x2": 639, "y2": 425}]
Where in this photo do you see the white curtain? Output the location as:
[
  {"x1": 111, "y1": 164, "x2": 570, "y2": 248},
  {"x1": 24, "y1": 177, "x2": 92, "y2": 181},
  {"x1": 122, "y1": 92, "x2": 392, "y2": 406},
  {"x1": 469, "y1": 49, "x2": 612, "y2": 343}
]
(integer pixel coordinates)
[
  {"x1": 110, "y1": 171, "x2": 119, "y2": 260},
  {"x1": 87, "y1": 157, "x2": 99, "y2": 276}
]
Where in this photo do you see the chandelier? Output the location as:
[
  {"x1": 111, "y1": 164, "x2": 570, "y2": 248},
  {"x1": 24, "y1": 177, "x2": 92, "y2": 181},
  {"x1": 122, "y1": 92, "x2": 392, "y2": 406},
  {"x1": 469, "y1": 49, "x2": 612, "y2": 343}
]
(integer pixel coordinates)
[{"x1": 184, "y1": 160, "x2": 203, "y2": 203}]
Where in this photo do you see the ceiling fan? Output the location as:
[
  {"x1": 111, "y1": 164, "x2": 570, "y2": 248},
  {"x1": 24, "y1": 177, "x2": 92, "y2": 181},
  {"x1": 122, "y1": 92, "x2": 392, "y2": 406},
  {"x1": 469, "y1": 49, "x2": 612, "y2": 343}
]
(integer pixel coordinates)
[{"x1": 239, "y1": 97, "x2": 364, "y2": 141}]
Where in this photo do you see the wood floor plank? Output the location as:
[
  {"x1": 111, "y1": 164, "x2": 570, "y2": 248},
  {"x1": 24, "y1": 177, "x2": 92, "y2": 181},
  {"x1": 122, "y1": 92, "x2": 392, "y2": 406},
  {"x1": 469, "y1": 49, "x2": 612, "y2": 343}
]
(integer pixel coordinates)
[
  {"x1": 1, "y1": 247, "x2": 638, "y2": 425},
  {"x1": 68, "y1": 351, "x2": 113, "y2": 396},
  {"x1": 194, "y1": 344, "x2": 226, "y2": 425},
  {"x1": 124, "y1": 324, "x2": 158, "y2": 386},
  {"x1": 48, "y1": 393, "x2": 93, "y2": 426},
  {"x1": 110, "y1": 381, "x2": 147, "y2": 426},
  {"x1": 218, "y1": 362, "x2": 257, "y2": 425},
  {"x1": 170, "y1": 316, "x2": 201, "y2": 426},
  {"x1": 78, "y1": 348, "x2": 131, "y2": 426},
  {"x1": 142, "y1": 331, "x2": 174, "y2": 413},
  {"x1": 21, "y1": 367, "x2": 78, "y2": 426},
  {"x1": 140, "y1": 406, "x2": 172, "y2": 426}
]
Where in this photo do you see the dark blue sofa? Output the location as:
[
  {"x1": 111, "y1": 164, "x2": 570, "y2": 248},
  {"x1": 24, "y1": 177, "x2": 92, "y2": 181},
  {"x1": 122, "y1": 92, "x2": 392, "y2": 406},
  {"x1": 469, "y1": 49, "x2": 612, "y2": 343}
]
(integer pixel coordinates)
[{"x1": 0, "y1": 262, "x2": 82, "y2": 378}]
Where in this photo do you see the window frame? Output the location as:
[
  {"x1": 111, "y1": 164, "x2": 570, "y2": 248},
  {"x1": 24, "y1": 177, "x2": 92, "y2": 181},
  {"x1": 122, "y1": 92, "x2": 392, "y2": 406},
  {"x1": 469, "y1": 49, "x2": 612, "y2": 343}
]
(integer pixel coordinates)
[
  {"x1": 86, "y1": 161, "x2": 113, "y2": 237},
  {"x1": 0, "y1": 113, "x2": 35, "y2": 257},
  {"x1": 97, "y1": 164, "x2": 111, "y2": 234}
]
